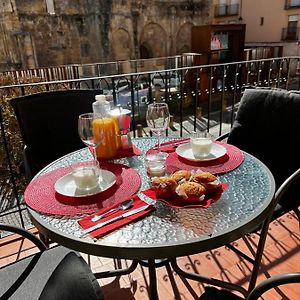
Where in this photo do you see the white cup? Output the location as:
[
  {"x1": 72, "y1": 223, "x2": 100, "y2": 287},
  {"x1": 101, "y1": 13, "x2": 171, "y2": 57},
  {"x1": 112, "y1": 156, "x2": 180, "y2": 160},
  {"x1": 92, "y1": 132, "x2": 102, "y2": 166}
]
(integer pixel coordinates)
[
  {"x1": 190, "y1": 131, "x2": 213, "y2": 158},
  {"x1": 71, "y1": 161, "x2": 100, "y2": 190}
]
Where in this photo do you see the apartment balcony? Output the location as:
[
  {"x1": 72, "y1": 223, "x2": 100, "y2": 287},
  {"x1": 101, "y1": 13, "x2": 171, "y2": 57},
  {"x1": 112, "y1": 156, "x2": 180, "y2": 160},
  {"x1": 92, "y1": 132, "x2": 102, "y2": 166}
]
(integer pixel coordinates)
[
  {"x1": 214, "y1": 4, "x2": 239, "y2": 17},
  {"x1": 1, "y1": 55, "x2": 300, "y2": 224},
  {"x1": 281, "y1": 27, "x2": 299, "y2": 40},
  {"x1": 1, "y1": 55, "x2": 300, "y2": 299},
  {"x1": 284, "y1": 0, "x2": 300, "y2": 9}
]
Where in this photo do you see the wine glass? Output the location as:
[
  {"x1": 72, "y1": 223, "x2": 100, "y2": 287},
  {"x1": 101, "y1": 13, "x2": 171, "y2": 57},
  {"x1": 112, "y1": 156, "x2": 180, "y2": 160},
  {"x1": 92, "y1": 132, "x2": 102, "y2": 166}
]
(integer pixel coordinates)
[
  {"x1": 78, "y1": 113, "x2": 102, "y2": 161},
  {"x1": 146, "y1": 102, "x2": 170, "y2": 155}
]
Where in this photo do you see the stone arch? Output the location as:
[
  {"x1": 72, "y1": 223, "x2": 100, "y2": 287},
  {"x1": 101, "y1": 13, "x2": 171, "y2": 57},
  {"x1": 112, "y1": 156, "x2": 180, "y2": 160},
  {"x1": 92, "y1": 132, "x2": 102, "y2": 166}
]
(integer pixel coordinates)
[
  {"x1": 140, "y1": 22, "x2": 167, "y2": 58},
  {"x1": 111, "y1": 28, "x2": 131, "y2": 61},
  {"x1": 140, "y1": 42, "x2": 153, "y2": 59},
  {"x1": 176, "y1": 22, "x2": 194, "y2": 54}
]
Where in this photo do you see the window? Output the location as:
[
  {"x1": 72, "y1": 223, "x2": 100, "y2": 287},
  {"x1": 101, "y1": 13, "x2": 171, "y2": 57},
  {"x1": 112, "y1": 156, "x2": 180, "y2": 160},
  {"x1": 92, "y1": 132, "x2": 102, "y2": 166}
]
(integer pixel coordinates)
[
  {"x1": 211, "y1": 32, "x2": 229, "y2": 50},
  {"x1": 228, "y1": 0, "x2": 238, "y2": 15},
  {"x1": 45, "y1": 0, "x2": 55, "y2": 15},
  {"x1": 287, "y1": 15, "x2": 298, "y2": 39},
  {"x1": 290, "y1": 0, "x2": 300, "y2": 7},
  {"x1": 218, "y1": 0, "x2": 226, "y2": 16}
]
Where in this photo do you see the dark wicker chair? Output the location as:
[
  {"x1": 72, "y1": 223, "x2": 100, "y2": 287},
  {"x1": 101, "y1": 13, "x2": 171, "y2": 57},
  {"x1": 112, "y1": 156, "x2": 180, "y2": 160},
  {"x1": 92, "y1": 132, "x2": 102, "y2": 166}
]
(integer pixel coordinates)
[
  {"x1": 213, "y1": 87, "x2": 300, "y2": 293},
  {"x1": 247, "y1": 272, "x2": 300, "y2": 300},
  {"x1": 10, "y1": 89, "x2": 102, "y2": 180},
  {"x1": 199, "y1": 272, "x2": 300, "y2": 300},
  {"x1": 199, "y1": 167, "x2": 300, "y2": 299},
  {"x1": 0, "y1": 223, "x2": 104, "y2": 300},
  {"x1": 217, "y1": 87, "x2": 300, "y2": 221}
]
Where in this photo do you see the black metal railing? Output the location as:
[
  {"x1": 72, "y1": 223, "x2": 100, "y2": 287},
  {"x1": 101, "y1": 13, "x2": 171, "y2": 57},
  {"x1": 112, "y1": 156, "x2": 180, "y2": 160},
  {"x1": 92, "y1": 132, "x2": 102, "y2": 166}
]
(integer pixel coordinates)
[
  {"x1": 214, "y1": 4, "x2": 239, "y2": 17},
  {"x1": 281, "y1": 27, "x2": 300, "y2": 40},
  {"x1": 1, "y1": 56, "x2": 300, "y2": 227},
  {"x1": 1, "y1": 55, "x2": 192, "y2": 82}
]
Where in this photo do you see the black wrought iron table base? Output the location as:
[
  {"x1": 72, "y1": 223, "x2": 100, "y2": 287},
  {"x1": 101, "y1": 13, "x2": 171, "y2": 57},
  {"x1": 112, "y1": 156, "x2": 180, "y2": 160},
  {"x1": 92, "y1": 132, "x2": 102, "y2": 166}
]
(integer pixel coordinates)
[{"x1": 93, "y1": 258, "x2": 248, "y2": 300}]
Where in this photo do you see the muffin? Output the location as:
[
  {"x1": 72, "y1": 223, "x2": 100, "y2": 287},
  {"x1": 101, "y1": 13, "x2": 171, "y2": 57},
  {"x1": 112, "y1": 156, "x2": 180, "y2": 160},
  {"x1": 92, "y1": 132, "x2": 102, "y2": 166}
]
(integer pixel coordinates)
[
  {"x1": 192, "y1": 170, "x2": 221, "y2": 192},
  {"x1": 171, "y1": 170, "x2": 192, "y2": 183},
  {"x1": 151, "y1": 176, "x2": 177, "y2": 199},
  {"x1": 175, "y1": 181, "x2": 206, "y2": 200}
]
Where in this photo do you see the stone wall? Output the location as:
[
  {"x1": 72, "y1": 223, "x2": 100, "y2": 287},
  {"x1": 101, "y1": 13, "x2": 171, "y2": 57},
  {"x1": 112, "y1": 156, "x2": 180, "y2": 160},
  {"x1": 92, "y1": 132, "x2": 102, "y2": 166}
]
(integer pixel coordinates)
[{"x1": 0, "y1": 0, "x2": 211, "y2": 71}]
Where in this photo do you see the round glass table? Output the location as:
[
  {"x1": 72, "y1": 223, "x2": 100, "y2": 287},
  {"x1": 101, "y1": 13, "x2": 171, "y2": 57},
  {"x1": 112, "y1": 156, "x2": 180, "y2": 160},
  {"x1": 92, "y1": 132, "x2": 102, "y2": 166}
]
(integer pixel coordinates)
[{"x1": 27, "y1": 137, "x2": 276, "y2": 299}]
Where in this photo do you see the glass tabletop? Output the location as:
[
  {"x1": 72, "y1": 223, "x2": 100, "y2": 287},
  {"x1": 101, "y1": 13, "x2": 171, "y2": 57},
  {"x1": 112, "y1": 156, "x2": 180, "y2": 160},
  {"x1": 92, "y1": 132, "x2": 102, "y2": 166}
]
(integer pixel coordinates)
[{"x1": 28, "y1": 137, "x2": 275, "y2": 260}]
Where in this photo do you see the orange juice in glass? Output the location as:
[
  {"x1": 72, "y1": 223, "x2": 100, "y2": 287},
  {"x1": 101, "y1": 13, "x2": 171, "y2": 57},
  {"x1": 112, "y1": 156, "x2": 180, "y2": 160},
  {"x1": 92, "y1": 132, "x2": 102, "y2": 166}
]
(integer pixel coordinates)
[
  {"x1": 112, "y1": 115, "x2": 122, "y2": 150},
  {"x1": 93, "y1": 117, "x2": 118, "y2": 160}
]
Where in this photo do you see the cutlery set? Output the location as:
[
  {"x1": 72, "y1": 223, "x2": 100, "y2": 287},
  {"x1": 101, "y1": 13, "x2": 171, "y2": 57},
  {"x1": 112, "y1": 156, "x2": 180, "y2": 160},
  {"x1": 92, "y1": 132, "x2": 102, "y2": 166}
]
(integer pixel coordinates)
[
  {"x1": 91, "y1": 198, "x2": 133, "y2": 222},
  {"x1": 80, "y1": 204, "x2": 150, "y2": 237}
]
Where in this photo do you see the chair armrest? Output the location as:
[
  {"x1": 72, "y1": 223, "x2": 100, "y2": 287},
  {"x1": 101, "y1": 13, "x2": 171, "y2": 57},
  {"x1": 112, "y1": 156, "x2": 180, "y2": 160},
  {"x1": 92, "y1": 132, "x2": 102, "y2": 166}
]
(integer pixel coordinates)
[
  {"x1": 274, "y1": 167, "x2": 300, "y2": 207},
  {"x1": 0, "y1": 223, "x2": 47, "y2": 251},
  {"x1": 215, "y1": 132, "x2": 229, "y2": 142},
  {"x1": 248, "y1": 272, "x2": 300, "y2": 300}
]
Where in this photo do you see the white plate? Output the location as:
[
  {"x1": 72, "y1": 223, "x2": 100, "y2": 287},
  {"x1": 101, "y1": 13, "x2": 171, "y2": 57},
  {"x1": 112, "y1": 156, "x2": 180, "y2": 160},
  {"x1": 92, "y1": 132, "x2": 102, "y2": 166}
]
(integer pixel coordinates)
[
  {"x1": 176, "y1": 143, "x2": 227, "y2": 162},
  {"x1": 54, "y1": 169, "x2": 116, "y2": 197}
]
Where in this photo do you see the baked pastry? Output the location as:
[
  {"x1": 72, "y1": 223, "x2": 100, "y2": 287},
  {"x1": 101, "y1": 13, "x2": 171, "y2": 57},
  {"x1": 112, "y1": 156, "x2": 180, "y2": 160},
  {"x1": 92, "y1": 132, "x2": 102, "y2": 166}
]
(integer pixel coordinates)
[
  {"x1": 151, "y1": 176, "x2": 177, "y2": 199},
  {"x1": 175, "y1": 181, "x2": 206, "y2": 200},
  {"x1": 171, "y1": 170, "x2": 192, "y2": 183},
  {"x1": 192, "y1": 170, "x2": 221, "y2": 192}
]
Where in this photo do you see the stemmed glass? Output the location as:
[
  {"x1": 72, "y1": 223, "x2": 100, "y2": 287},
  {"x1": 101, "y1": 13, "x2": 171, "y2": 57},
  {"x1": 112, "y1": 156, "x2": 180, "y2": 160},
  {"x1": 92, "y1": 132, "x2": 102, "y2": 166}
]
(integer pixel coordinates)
[
  {"x1": 146, "y1": 102, "x2": 170, "y2": 155},
  {"x1": 78, "y1": 113, "x2": 102, "y2": 161}
]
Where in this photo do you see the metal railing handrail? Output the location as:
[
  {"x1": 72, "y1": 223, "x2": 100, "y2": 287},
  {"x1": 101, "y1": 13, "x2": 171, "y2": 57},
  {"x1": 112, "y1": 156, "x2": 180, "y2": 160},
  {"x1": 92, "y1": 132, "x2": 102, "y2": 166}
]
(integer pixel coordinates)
[
  {"x1": 0, "y1": 54, "x2": 189, "y2": 79},
  {"x1": 1, "y1": 56, "x2": 297, "y2": 90}
]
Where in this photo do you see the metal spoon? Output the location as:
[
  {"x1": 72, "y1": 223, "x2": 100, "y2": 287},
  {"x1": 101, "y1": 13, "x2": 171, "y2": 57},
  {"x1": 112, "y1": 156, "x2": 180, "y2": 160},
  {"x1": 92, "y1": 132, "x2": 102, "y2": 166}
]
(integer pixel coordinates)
[{"x1": 91, "y1": 199, "x2": 134, "y2": 222}]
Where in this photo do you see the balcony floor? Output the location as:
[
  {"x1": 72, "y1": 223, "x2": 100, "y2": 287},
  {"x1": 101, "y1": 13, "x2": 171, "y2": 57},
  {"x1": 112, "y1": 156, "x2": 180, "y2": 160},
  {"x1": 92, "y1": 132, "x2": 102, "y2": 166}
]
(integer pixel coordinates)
[{"x1": 1, "y1": 211, "x2": 300, "y2": 299}]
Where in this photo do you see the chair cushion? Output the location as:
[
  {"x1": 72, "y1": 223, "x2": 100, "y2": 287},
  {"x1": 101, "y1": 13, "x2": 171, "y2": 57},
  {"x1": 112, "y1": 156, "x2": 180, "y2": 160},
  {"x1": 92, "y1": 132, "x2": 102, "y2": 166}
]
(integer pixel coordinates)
[
  {"x1": 0, "y1": 246, "x2": 103, "y2": 300},
  {"x1": 227, "y1": 88, "x2": 300, "y2": 210}
]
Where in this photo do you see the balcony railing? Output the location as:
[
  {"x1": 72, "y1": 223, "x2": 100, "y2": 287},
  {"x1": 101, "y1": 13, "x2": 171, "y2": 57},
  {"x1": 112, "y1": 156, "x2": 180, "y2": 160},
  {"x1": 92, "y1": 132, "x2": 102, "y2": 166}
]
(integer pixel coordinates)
[
  {"x1": 281, "y1": 27, "x2": 299, "y2": 40},
  {"x1": 214, "y1": 4, "x2": 239, "y2": 17},
  {"x1": 285, "y1": 0, "x2": 300, "y2": 9},
  {"x1": 1, "y1": 56, "x2": 300, "y2": 227}
]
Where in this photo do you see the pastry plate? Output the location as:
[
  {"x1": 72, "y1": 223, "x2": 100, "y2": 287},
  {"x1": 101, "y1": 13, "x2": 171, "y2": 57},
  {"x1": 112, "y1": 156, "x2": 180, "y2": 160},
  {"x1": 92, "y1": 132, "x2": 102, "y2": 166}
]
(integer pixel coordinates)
[
  {"x1": 176, "y1": 143, "x2": 227, "y2": 162},
  {"x1": 54, "y1": 169, "x2": 116, "y2": 197}
]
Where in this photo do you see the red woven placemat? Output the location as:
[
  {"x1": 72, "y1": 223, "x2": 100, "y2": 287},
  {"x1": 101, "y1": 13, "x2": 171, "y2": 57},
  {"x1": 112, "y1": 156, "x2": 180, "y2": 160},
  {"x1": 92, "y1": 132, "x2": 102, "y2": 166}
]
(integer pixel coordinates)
[
  {"x1": 163, "y1": 142, "x2": 244, "y2": 175},
  {"x1": 24, "y1": 162, "x2": 141, "y2": 216}
]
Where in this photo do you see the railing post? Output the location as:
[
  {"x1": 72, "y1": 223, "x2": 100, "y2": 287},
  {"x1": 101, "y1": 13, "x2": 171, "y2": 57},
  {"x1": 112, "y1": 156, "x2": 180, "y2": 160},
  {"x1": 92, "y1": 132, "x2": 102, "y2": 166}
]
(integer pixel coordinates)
[
  {"x1": 194, "y1": 68, "x2": 200, "y2": 132},
  {"x1": 179, "y1": 69, "x2": 184, "y2": 137},
  {"x1": 130, "y1": 75, "x2": 136, "y2": 138}
]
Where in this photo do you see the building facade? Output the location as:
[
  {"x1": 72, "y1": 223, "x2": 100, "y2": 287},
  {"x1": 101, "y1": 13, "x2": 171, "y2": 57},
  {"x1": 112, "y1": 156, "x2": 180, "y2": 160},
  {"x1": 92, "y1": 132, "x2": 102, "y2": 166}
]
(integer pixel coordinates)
[
  {"x1": 0, "y1": 0, "x2": 211, "y2": 72},
  {"x1": 212, "y1": 0, "x2": 300, "y2": 58}
]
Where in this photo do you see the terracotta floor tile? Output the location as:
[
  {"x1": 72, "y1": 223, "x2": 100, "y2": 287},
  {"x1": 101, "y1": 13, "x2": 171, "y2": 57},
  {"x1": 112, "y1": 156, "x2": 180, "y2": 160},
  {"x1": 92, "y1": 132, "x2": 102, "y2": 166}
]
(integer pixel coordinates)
[
  {"x1": 263, "y1": 236, "x2": 300, "y2": 270},
  {"x1": 2, "y1": 211, "x2": 300, "y2": 299},
  {"x1": 155, "y1": 263, "x2": 204, "y2": 299},
  {"x1": 100, "y1": 267, "x2": 176, "y2": 300}
]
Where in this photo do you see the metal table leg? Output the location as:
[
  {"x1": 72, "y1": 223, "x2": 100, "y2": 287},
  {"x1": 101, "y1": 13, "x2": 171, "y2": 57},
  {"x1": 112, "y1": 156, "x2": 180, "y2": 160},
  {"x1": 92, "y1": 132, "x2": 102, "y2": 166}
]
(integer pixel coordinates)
[{"x1": 147, "y1": 259, "x2": 159, "y2": 300}]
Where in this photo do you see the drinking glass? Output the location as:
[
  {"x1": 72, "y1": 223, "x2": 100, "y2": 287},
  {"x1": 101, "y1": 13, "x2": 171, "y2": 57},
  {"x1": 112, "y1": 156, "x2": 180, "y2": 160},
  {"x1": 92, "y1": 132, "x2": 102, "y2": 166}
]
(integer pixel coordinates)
[
  {"x1": 78, "y1": 113, "x2": 102, "y2": 161},
  {"x1": 146, "y1": 103, "x2": 170, "y2": 154},
  {"x1": 190, "y1": 130, "x2": 213, "y2": 158}
]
